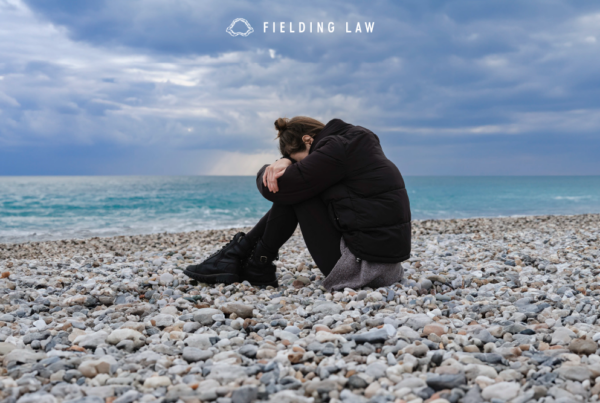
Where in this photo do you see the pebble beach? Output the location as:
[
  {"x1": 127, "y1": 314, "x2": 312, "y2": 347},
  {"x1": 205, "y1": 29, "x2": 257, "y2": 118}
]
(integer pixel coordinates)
[{"x1": 0, "y1": 214, "x2": 599, "y2": 403}]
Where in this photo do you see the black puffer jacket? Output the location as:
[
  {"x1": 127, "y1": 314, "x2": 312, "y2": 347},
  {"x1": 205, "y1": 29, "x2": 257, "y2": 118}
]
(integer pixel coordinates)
[{"x1": 256, "y1": 118, "x2": 411, "y2": 263}]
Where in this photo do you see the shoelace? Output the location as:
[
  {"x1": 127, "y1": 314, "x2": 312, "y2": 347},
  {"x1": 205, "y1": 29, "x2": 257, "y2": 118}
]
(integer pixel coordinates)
[{"x1": 207, "y1": 239, "x2": 234, "y2": 259}]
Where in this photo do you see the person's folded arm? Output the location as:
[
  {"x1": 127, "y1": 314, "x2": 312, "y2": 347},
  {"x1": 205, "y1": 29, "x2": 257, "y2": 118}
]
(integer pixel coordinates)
[{"x1": 256, "y1": 137, "x2": 346, "y2": 205}]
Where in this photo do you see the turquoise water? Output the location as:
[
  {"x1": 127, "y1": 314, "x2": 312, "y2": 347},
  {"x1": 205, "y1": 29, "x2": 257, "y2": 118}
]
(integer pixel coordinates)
[{"x1": 0, "y1": 176, "x2": 599, "y2": 243}]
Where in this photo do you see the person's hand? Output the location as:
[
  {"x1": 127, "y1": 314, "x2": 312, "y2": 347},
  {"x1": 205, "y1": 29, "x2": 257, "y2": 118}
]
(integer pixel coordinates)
[{"x1": 263, "y1": 158, "x2": 292, "y2": 193}]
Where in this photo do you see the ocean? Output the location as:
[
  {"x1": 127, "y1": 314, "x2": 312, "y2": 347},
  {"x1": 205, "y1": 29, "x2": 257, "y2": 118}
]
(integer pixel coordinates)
[{"x1": 0, "y1": 176, "x2": 599, "y2": 243}]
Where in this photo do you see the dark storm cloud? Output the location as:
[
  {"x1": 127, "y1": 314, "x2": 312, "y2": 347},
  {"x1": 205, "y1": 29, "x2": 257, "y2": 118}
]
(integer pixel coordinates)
[{"x1": 0, "y1": 0, "x2": 598, "y2": 174}]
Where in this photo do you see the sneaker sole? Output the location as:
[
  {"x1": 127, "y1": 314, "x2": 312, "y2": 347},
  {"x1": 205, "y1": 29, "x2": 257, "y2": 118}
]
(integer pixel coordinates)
[{"x1": 183, "y1": 269, "x2": 240, "y2": 284}]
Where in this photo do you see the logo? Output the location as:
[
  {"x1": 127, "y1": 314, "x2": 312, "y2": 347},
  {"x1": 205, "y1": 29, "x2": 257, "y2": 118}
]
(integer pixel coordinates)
[{"x1": 226, "y1": 18, "x2": 254, "y2": 37}]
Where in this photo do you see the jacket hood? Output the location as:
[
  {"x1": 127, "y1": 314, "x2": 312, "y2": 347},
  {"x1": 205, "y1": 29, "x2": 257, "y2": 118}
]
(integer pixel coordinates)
[{"x1": 309, "y1": 118, "x2": 354, "y2": 155}]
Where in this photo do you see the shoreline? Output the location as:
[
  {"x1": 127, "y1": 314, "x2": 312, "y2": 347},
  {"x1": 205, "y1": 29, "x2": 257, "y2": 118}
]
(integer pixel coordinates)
[
  {"x1": 1, "y1": 212, "x2": 598, "y2": 251},
  {"x1": 0, "y1": 213, "x2": 599, "y2": 402}
]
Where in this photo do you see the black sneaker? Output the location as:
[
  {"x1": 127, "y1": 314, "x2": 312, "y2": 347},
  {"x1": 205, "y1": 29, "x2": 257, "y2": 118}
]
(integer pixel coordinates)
[
  {"x1": 241, "y1": 239, "x2": 279, "y2": 287},
  {"x1": 184, "y1": 232, "x2": 254, "y2": 284}
]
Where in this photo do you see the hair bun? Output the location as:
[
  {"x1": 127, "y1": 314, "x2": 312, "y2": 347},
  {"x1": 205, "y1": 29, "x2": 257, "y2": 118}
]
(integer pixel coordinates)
[{"x1": 274, "y1": 117, "x2": 288, "y2": 135}]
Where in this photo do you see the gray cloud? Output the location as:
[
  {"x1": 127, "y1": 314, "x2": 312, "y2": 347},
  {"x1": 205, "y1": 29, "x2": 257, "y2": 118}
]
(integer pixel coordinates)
[{"x1": 0, "y1": 0, "x2": 598, "y2": 174}]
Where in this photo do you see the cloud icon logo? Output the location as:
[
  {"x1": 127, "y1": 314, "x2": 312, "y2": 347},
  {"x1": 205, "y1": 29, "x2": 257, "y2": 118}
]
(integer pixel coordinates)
[{"x1": 226, "y1": 18, "x2": 254, "y2": 37}]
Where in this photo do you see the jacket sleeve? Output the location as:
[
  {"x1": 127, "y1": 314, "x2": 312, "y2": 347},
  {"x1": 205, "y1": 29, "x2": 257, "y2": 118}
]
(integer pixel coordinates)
[{"x1": 256, "y1": 137, "x2": 346, "y2": 205}]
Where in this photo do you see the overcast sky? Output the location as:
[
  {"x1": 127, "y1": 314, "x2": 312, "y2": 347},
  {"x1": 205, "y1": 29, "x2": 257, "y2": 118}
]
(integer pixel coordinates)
[{"x1": 0, "y1": 0, "x2": 599, "y2": 175}]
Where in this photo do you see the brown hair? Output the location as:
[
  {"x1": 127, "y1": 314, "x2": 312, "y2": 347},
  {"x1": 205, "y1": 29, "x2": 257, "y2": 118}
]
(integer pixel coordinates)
[{"x1": 274, "y1": 116, "x2": 325, "y2": 156}]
